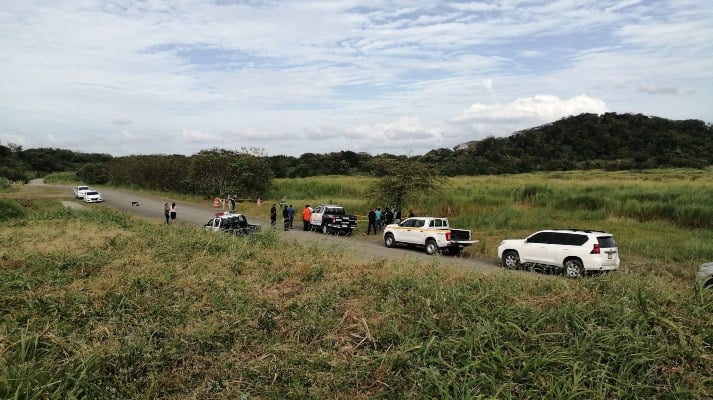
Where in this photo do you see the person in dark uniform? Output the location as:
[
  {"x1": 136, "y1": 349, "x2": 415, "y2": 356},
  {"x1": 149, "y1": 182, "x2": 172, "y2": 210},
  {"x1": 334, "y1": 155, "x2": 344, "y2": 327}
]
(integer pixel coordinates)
[
  {"x1": 367, "y1": 208, "x2": 377, "y2": 235},
  {"x1": 282, "y1": 205, "x2": 290, "y2": 230},
  {"x1": 270, "y1": 204, "x2": 277, "y2": 226}
]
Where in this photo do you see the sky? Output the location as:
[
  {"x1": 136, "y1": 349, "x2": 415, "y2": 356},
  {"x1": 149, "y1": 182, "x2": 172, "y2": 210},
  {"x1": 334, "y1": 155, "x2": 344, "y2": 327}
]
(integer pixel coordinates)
[{"x1": 1, "y1": 1, "x2": 711, "y2": 157}]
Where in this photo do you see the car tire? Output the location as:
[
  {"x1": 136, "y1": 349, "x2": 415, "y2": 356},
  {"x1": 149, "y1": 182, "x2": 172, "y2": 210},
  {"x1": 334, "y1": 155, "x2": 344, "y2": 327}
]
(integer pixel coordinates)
[
  {"x1": 384, "y1": 233, "x2": 396, "y2": 248},
  {"x1": 501, "y1": 251, "x2": 520, "y2": 269},
  {"x1": 564, "y1": 259, "x2": 585, "y2": 278},
  {"x1": 321, "y1": 224, "x2": 329, "y2": 234},
  {"x1": 425, "y1": 239, "x2": 438, "y2": 255}
]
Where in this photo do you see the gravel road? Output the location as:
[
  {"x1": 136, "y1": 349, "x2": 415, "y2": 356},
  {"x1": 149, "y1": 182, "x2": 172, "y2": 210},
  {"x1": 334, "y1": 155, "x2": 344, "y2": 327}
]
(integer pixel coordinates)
[{"x1": 33, "y1": 181, "x2": 503, "y2": 273}]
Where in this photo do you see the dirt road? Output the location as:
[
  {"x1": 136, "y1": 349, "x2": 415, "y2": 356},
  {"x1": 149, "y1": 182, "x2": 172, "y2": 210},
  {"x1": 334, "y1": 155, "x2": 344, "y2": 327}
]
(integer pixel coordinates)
[{"x1": 33, "y1": 181, "x2": 503, "y2": 273}]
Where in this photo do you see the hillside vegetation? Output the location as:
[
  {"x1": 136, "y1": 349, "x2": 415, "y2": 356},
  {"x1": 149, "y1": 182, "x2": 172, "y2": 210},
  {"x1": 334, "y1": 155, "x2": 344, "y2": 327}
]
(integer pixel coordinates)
[
  {"x1": 421, "y1": 113, "x2": 713, "y2": 175},
  {"x1": 3, "y1": 113, "x2": 712, "y2": 187},
  {"x1": 1, "y1": 171, "x2": 711, "y2": 399}
]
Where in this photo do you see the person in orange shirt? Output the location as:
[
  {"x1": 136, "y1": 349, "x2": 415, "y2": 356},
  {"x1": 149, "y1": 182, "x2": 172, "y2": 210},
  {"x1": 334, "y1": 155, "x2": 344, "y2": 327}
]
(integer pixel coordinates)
[{"x1": 302, "y1": 204, "x2": 312, "y2": 231}]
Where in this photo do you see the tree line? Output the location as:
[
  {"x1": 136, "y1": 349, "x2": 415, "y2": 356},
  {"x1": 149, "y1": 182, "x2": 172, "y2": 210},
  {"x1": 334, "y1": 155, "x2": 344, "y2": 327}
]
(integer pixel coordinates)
[{"x1": 2, "y1": 112, "x2": 711, "y2": 196}]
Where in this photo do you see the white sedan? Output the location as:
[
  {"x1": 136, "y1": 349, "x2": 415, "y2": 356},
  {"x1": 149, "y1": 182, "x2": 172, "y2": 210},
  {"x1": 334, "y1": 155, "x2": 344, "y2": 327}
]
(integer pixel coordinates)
[{"x1": 83, "y1": 190, "x2": 103, "y2": 203}]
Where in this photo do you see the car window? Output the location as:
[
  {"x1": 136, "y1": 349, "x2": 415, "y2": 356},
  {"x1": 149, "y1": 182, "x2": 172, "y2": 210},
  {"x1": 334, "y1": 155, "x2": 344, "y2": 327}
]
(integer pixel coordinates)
[
  {"x1": 527, "y1": 232, "x2": 552, "y2": 243},
  {"x1": 238, "y1": 215, "x2": 248, "y2": 227},
  {"x1": 569, "y1": 234, "x2": 588, "y2": 246},
  {"x1": 328, "y1": 207, "x2": 345, "y2": 215},
  {"x1": 597, "y1": 236, "x2": 617, "y2": 248},
  {"x1": 429, "y1": 219, "x2": 443, "y2": 228},
  {"x1": 400, "y1": 219, "x2": 415, "y2": 227},
  {"x1": 552, "y1": 233, "x2": 588, "y2": 245},
  {"x1": 414, "y1": 220, "x2": 425, "y2": 228}
]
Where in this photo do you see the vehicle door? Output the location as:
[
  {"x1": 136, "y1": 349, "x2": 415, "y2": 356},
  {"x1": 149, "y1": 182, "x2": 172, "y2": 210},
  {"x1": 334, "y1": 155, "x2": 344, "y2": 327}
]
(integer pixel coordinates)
[
  {"x1": 310, "y1": 206, "x2": 324, "y2": 227},
  {"x1": 521, "y1": 232, "x2": 554, "y2": 263},
  {"x1": 204, "y1": 218, "x2": 218, "y2": 232},
  {"x1": 393, "y1": 218, "x2": 417, "y2": 243},
  {"x1": 545, "y1": 233, "x2": 587, "y2": 265},
  {"x1": 427, "y1": 218, "x2": 446, "y2": 242},
  {"x1": 410, "y1": 218, "x2": 427, "y2": 244}
]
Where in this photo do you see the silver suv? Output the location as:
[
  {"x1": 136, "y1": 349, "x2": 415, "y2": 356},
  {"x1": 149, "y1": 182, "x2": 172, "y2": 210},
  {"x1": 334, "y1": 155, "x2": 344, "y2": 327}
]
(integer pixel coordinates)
[{"x1": 497, "y1": 229, "x2": 620, "y2": 278}]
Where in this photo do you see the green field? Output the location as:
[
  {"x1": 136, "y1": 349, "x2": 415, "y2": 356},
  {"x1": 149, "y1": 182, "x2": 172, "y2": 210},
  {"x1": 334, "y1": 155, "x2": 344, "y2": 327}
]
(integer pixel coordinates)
[{"x1": 1, "y1": 170, "x2": 712, "y2": 399}]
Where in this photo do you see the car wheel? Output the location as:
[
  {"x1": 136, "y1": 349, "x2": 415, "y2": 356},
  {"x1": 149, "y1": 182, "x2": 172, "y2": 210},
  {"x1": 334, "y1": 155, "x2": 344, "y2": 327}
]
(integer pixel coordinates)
[
  {"x1": 425, "y1": 239, "x2": 438, "y2": 255},
  {"x1": 384, "y1": 233, "x2": 395, "y2": 248},
  {"x1": 501, "y1": 251, "x2": 520, "y2": 269},
  {"x1": 564, "y1": 259, "x2": 585, "y2": 278},
  {"x1": 322, "y1": 224, "x2": 329, "y2": 234}
]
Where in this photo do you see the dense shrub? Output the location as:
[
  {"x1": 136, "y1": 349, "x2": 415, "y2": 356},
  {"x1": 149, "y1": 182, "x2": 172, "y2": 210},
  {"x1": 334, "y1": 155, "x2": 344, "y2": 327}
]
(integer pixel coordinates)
[{"x1": 0, "y1": 199, "x2": 27, "y2": 221}]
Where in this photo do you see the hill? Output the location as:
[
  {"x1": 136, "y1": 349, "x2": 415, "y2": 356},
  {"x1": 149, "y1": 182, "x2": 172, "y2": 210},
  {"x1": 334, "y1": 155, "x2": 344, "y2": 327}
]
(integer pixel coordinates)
[{"x1": 419, "y1": 112, "x2": 713, "y2": 175}]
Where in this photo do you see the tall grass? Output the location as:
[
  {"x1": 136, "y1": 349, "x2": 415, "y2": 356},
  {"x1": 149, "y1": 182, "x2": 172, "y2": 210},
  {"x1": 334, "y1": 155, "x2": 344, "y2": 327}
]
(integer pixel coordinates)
[
  {"x1": 269, "y1": 169, "x2": 713, "y2": 267},
  {"x1": 0, "y1": 198, "x2": 711, "y2": 398}
]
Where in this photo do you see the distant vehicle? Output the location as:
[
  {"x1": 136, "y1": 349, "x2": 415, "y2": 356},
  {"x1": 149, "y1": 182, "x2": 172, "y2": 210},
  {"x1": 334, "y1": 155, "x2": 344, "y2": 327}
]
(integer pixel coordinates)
[
  {"x1": 383, "y1": 217, "x2": 478, "y2": 255},
  {"x1": 204, "y1": 212, "x2": 260, "y2": 236},
  {"x1": 73, "y1": 185, "x2": 90, "y2": 199},
  {"x1": 309, "y1": 204, "x2": 358, "y2": 235},
  {"x1": 83, "y1": 190, "x2": 103, "y2": 203},
  {"x1": 497, "y1": 229, "x2": 620, "y2": 278},
  {"x1": 698, "y1": 262, "x2": 713, "y2": 288}
]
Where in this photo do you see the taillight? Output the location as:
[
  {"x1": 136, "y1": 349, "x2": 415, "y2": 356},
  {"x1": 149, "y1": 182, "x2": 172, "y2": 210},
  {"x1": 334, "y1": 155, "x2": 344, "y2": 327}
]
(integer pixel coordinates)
[
  {"x1": 446, "y1": 231, "x2": 451, "y2": 241},
  {"x1": 591, "y1": 243, "x2": 601, "y2": 254},
  {"x1": 332, "y1": 215, "x2": 336, "y2": 223}
]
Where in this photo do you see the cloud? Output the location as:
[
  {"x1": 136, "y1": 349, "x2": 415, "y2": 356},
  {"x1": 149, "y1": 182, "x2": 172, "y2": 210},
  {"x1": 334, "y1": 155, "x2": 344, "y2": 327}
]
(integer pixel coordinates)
[
  {"x1": 454, "y1": 95, "x2": 608, "y2": 137},
  {"x1": 182, "y1": 129, "x2": 223, "y2": 143},
  {"x1": 0, "y1": 0, "x2": 710, "y2": 157},
  {"x1": 639, "y1": 84, "x2": 678, "y2": 95}
]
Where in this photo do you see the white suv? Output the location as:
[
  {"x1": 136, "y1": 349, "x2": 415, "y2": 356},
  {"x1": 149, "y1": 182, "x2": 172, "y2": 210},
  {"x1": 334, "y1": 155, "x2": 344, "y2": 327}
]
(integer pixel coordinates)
[{"x1": 497, "y1": 229, "x2": 620, "y2": 278}]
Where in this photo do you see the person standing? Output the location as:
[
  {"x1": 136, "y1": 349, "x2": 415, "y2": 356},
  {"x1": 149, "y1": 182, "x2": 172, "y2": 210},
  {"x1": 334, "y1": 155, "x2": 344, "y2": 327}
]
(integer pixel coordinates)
[
  {"x1": 270, "y1": 203, "x2": 277, "y2": 226},
  {"x1": 170, "y1": 202, "x2": 177, "y2": 224},
  {"x1": 164, "y1": 202, "x2": 170, "y2": 224},
  {"x1": 229, "y1": 196, "x2": 236, "y2": 212},
  {"x1": 374, "y1": 207, "x2": 382, "y2": 231},
  {"x1": 282, "y1": 205, "x2": 290, "y2": 231},
  {"x1": 288, "y1": 204, "x2": 295, "y2": 228},
  {"x1": 302, "y1": 205, "x2": 312, "y2": 231},
  {"x1": 367, "y1": 208, "x2": 376, "y2": 235}
]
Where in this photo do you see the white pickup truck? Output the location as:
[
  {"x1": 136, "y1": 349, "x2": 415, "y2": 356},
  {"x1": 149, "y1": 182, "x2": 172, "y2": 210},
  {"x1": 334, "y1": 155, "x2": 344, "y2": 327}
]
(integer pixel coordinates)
[
  {"x1": 73, "y1": 185, "x2": 90, "y2": 199},
  {"x1": 383, "y1": 217, "x2": 478, "y2": 255}
]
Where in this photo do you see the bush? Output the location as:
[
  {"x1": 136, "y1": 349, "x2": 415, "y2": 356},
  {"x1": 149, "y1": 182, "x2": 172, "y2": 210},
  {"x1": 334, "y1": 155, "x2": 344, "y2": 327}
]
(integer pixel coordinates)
[{"x1": 0, "y1": 199, "x2": 27, "y2": 221}]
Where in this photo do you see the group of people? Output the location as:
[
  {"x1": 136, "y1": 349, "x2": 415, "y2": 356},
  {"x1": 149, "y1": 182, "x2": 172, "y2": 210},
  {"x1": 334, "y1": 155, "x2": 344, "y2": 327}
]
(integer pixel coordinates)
[
  {"x1": 270, "y1": 203, "x2": 296, "y2": 231},
  {"x1": 366, "y1": 207, "x2": 401, "y2": 234},
  {"x1": 163, "y1": 202, "x2": 177, "y2": 224}
]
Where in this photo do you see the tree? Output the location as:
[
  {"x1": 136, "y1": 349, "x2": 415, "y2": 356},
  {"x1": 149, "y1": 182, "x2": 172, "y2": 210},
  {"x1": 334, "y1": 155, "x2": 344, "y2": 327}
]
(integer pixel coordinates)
[
  {"x1": 188, "y1": 148, "x2": 273, "y2": 198},
  {"x1": 76, "y1": 162, "x2": 109, "y2": 184},
  {"x1": 368, "y1": 157, "x2": 446, "y2": 211}
]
